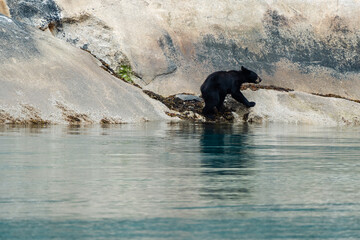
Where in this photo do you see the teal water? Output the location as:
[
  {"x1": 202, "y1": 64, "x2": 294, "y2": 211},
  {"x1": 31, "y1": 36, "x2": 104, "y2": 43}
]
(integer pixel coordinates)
[{"x1": 1, "y1": 123, "x2": 360, "y2": 239}]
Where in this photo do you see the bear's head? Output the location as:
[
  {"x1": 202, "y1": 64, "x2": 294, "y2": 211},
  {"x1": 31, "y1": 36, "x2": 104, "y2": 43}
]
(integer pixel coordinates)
[{"x1": 241, "y1": 66, "x2": 262, "y2": 84}]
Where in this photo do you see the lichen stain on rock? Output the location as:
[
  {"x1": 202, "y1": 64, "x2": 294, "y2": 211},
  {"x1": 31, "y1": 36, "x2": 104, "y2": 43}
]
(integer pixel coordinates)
[
  {"x1": 100, "y1": 117, "x2": 124, "y2": 125},
  {"x1": 264, "y1": 9, "x2": 291, "y2": 28},
  {"x1": 20, "y1": 104, "x2": 50, "y2": 125},
  {"x1": 262, "y1": 10, "x2": 360, "y2": 73},
  {"x1": 196, "y1": 8, "x2": 360, "y2": 75},
  {"x1": 329, "y1": 16, "x2": 351, "y2": 34},
  {"x1": 311, "y1": 92, "x2": 360, "y2": 105},
  {"x1": 157, "y1": 32, "x2": 178, "y2": 76},
  {"x1": 0, "y1": 105, "x2": 50, "y2": 125},
  {"x1": 0, "y1": 110, "x2": 17, "y2": 124},
  {"x1": 61, "y1": 13, "x2": 92, "y2": 25},
  {"x1": 56, "y1": 102, "x2": 93, "y2": 125}
]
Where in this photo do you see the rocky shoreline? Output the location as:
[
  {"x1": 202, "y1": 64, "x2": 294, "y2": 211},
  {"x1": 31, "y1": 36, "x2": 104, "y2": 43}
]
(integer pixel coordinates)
[
  {"x1": 143, "y1": 86, "x2": 360, "y2": 125},
  {"x1": 2, "y1": 0, "x2": 360, "y2": 126}
]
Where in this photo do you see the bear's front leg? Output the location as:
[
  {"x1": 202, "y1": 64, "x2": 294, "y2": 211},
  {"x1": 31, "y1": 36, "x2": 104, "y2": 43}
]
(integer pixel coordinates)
[
  {"x1": 231, "y1": 92, "x2": 256, "y2": 108},
  {"x1": 247, "y1": 102, "x2": 256, "y2": 108}
]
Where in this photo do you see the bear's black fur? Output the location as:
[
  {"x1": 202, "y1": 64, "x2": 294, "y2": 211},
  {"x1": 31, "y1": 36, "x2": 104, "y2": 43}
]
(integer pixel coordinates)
[{"x1": 200, "y1": 66, "x2": 262, "y2": 117}]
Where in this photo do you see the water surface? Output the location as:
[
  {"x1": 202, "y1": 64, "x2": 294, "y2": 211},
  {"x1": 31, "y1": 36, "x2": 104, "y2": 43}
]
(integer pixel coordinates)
[{"x1": 1, "y1": 123, "x2": 360, "y2": 239}]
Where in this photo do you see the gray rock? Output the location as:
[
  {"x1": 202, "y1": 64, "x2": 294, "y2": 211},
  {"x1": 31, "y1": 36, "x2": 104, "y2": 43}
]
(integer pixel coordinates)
[
  {"x1": 6, "y1": 0, "x2": 61, "y2": 29},
  {"x1": 0, "y1": 17, "x2": 172, "y2": 124},
  {"x1": 51, "y1": 0, "x2": 360, "y2": 99},
  {"x1": 55, "y1": 13, "x2": 129, "y2": 72},
  {"x1": 175, "y1": 94, "x2": 202, "y2": 102},
  {"x1": 3, "y1": 0, "x2": 360, "y2": 126},
  {"x1": 0, "y1": 15, "x2": 39, "y2": 60},
  {"x1": 235, "y1": 89, "x2": 360, "y2": 126}
]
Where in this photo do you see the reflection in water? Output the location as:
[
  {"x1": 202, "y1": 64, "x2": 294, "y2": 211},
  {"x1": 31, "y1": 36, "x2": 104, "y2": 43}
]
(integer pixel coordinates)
[
  {"x1": 0, "y1": 125, "x2": 47, "y2": 135},
  {"x1": 1, "y1": 123, "x2": 360, "y2": 239},
  {"x1": 199, "y1": 124, "x2": 255, "y2": 201},
  {"x1": 200, "y1": 124, "x2": 254, "y2": 168}
]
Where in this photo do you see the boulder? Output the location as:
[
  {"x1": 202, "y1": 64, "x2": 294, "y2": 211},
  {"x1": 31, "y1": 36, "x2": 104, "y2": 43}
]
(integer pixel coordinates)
[
  {"x1": 231, "y1": 90, "x2": 360, "y2": 126},
  {"x1": 175, "y1": 94, "x2": 202, "y2": 102},
  {"x1": 0, "y1": 16, "x2": 172, "y2": 124},
  {"x1": 6, "y1": 0, "x2": 60, "y2": 29}
]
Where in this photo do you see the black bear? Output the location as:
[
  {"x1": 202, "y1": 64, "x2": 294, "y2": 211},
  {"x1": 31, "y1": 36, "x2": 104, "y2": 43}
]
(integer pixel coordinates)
[{"x1": 200, "y1": 66, "x2": 262, "y2": 116}]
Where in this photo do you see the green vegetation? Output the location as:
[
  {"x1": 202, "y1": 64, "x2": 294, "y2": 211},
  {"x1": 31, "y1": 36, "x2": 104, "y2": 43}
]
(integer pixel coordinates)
[{"x1": 117, "y1": 65, "x2": 134, "y2": 83}]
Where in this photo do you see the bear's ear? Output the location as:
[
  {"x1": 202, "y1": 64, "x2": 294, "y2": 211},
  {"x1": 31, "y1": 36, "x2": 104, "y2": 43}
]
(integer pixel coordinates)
[{"x1": 241, "y1": 66, "x2": 249, "y2": 72}]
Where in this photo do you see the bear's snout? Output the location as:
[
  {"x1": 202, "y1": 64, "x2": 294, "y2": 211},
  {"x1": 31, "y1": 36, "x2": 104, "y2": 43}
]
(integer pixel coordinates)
[{"x1": 255, "y1": 77, "x2": 262, "y2": 84}]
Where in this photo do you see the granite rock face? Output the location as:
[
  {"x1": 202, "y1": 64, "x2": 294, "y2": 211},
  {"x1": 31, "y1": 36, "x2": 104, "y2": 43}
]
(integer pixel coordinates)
[
  {"x1": 46, "y1": 0, "x2": 360, "y2": 98},
  {"x1": 5, "y1": 0, "x2": 360, "y2": 98},
  {"x1": 0, "y1": 16, "x2": 172, "y2": 124},
  {"x1": 6, "y1": 0, "x2": 61, "y2": 29},
  {"x1": 2, "y1": 0, "x2": 360, "y2": 126},
  {"x1": 229, "y1": 90, "x2": 360, "y2": 126}
]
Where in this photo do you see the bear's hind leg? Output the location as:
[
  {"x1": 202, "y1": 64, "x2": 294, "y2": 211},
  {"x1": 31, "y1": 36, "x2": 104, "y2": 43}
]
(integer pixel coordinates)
[
  {"x1": 202, "y1": 95, "x2": 219, "y2": 119},
  {"x1": 203, "y1": 102, "x2": 216, "y2": 115},
  {"x1": 216, "y1": 94, "x2": 226, "y2": 113}
]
